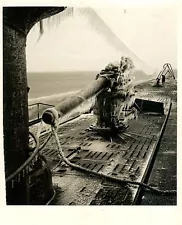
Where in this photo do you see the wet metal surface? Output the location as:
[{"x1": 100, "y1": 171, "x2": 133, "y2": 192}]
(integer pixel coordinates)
[
  {"x1": 30, "y1": 78, "x2": 176, "y2": 205},
  {"x1": 40, "y1": 104, "x2": 169, "y2": 205},
  {"x1": 140, "y1": 79, "x2": 177, "y2": 205}
]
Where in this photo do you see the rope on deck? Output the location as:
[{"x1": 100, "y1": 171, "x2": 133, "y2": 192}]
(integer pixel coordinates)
[
  {"x1": 5, "y1": 131, "x2": 52, "y2": 183},
  {"x1": 52, "y1": 127, "x2": 176, "y2": 195},
  {"x1": 6, "y1": 119, "x2": 176, "y2": 196}
]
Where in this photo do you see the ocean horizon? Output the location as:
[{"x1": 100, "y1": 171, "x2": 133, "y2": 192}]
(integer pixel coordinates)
[{"x1": 28, "y1": 70, "x2": 155, "y2": 100}]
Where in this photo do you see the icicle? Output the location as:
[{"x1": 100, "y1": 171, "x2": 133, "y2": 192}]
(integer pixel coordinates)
[
  {"x1": 12, "y1": 179, "x2": 14, "y2": 188},
  {"x1": 18, "y1": 173, "x2": 21, "y2": 182},
  {"x1": 39, "y1": 20, "x2": 44, "y2": 35},
  {"x1": 26, "y1": 166, "x2": 29, "y2": 174}
]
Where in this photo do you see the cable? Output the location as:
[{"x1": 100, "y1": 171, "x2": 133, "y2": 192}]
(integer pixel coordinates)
[
  {"x1": 52, "y1": 127, "x2": 176, "y2": 195},
  {"x1": 6, "y1": 119, "x2": 176, "y2": 196},
  {"x1": 46, "y1": 189, "x2": 56, "y2": 205},
  {"x1": 6, "y1": 131, "x2": 53, "y2": 183}
]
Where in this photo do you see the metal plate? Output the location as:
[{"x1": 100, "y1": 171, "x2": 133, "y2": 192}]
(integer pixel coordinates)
[{"x1": 36, "y1": 96, "x2": 171, "y2": 205}]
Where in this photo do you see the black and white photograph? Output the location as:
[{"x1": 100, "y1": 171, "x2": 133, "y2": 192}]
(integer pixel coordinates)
[{"x1": 1, "y1": 1, "x2": 178, "y2": 212}]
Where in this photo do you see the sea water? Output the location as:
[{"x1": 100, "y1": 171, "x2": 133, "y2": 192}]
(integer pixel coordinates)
[{"x1": 28, "y1": 70, "x2": 153, "y2": 100}]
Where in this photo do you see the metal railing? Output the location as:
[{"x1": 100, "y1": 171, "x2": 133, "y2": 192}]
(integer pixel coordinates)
[
  {"x1": 156, "y1": 63, "x2": 175, "y2": 80},
  {"x1": 29, "y1": 102, "x2": 54, "y2": 126}
]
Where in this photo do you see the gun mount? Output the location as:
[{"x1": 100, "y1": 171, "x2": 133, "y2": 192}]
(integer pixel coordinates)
[{"x1": 42, "y1": 59, "x2": 137, "y2": 133}]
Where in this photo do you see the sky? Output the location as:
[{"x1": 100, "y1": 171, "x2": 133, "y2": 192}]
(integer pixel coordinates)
[{"x1": 26, "y1": 7, "x2": 177, "y2": 73}]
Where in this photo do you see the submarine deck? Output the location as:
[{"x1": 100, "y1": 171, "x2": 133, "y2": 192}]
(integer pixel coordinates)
[{"x1": 36, "y1": 78, "x2": 177, "y2": 205}]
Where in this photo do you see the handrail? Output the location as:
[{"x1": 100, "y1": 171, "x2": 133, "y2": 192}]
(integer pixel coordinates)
[
  {"x1": 28, "y1": 102, "x2": 54, "y2": 107},
  {"x1": 29, "y1": 102, "x2": 55, "y2": 126},
  {"x1": 156, "y1": 63, "x2": 175, "y2": 80}
]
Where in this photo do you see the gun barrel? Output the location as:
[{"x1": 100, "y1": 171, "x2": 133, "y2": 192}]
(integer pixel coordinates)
[{"x1": 42, "y1": 76, "x2": 109, "y2": 125}]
